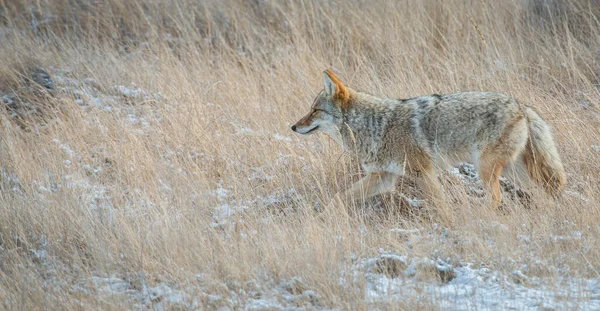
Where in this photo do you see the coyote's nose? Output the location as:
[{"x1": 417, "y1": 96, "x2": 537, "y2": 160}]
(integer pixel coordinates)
[{"x1": 291, "y1": 125, "x2": 297, "y2": 132}]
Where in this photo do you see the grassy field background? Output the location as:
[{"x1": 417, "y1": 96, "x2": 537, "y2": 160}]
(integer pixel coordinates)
[{"x1": 1, "y1": 0, "x2": 600, "y2": 309}]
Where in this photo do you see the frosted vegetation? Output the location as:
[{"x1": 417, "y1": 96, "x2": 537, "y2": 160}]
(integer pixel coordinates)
[{"x1": 0, "y1": 0, "x2": 599, "y2": 309}]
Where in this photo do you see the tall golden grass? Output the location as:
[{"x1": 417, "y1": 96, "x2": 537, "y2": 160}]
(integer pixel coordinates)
[{"x1": 0, "y1": 0, "x2": 599, "y2": 309}]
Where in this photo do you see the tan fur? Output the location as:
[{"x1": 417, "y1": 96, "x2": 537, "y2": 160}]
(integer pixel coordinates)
[
  {"x1": 324, "y1": 70, "x2": 350, "y2": 104},
  {"x1": 292, "y1": 70, "x2": 567, "y2": 209},
  {"x1": 522, "y1": 108, "x2": 567, "y2": 195}
]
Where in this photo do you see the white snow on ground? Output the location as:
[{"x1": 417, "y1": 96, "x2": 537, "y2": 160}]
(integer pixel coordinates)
[
  {"x1": 564, "y1": 190, "x2": 591, "y2": 202},
  {"x1": 450, "y1": 163, "x2": 486, "y2": 197},
  {"x1": 78, "y1": 274, "x2": 329, "y2": 310},
  {"x1": 51, "y1": 70, "x2": 164, "y2": 130},
  {"x1": 77, "y1": 251, "x2": 600, "y2": 310},
  {"x1": 83, "y1": 276, "x2": 197, "y2": 310},
  {"x1": 389, "y1": 228, "x2": 421, "y2": 235},
  {"x1": 273, "y1": 133, "x2": 292, "y2": 142},
  {"x1": 112, "y1": 85, "x2": 159, "y2": 100},
  {"x1": 352, "y1": 252, "x2": 600, "y2": 311},
  {"x1": 208, "y1": 185, "x2": 249, "y2": 228},
  {"x1": 208, "y1": 184, "x2": 298, "y2": 228},
  {"x1": 242, "y1": 277, "x2": 327, "y2": 311}
]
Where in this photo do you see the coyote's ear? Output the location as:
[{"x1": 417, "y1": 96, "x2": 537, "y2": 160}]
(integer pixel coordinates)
[
  {"x1": 323, "y1": 71, "x2": 337, "y2": 97},
  {"x1": 323, "y1": 69, "x2": 349, "y2": 101}
]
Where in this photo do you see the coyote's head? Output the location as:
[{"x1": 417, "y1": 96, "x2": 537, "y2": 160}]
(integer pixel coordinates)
[{"x1": 291, "y1": 70, "x2": 349, "y2": 136}]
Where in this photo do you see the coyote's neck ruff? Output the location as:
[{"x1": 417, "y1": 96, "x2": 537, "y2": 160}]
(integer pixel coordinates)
[
  {"x1": 337, "y1": 93, "x2": 417, "y2": 172},
  {"x1": 292, "y1": 70, "x2": 566, "y2": 209}
]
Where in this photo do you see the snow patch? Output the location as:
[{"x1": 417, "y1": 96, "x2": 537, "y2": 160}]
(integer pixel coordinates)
[
  {"x1": 273, "y1": 133, "x2": 291, "y2": 142},
  {"x1": 564, "y1": 190, "x2": 591, "y2": 202},
  {"x1": 348, "y1": 253, "x2": 600, "y2": 310},
  {"x1": 84, "y1": 276, "x2": 195, "y2": 309}
]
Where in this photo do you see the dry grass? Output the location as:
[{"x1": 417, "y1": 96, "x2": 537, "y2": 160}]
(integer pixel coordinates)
[{"x1": 0, "y1": 0, "x2": 599, "y2": 309}]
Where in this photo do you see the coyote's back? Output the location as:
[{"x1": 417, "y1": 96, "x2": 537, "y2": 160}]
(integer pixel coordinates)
[{"x1": 405, "y1": 91, "x2": 566, "y2": 196}]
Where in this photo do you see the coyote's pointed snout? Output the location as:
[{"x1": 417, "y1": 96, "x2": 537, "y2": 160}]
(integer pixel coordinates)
[{"x1": 291, "y1": 69, "x2": 349, "y2": 136}]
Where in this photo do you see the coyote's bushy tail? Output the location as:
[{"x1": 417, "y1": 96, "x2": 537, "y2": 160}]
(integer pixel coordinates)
[{"x1": 522, "y1": 108, "x2": 567, "y2": 195}]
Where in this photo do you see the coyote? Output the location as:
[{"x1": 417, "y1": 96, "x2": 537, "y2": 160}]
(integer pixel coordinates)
[{"x1": 291, "y1": 70, "x2": 566, "y2": 209}]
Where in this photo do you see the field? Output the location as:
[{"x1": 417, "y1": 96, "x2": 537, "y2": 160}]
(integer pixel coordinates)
[{"x1": 1, "y1": 0, "x2": 600, "y2": 310}]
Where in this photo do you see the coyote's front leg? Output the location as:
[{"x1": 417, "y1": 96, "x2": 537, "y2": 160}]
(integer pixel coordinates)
[{"x1": 328, "y1": 171, "x2": 398, "y2": 209}]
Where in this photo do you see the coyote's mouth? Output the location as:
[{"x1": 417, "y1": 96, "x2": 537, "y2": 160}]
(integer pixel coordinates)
[{"x1": 305, "y1": 125, "x2": 319, "y2": 134}]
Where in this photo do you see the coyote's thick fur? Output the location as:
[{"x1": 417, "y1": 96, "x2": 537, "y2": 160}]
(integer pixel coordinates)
[{"x1": 291, "y1": 70, "x2": 566, "y2": 208}]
